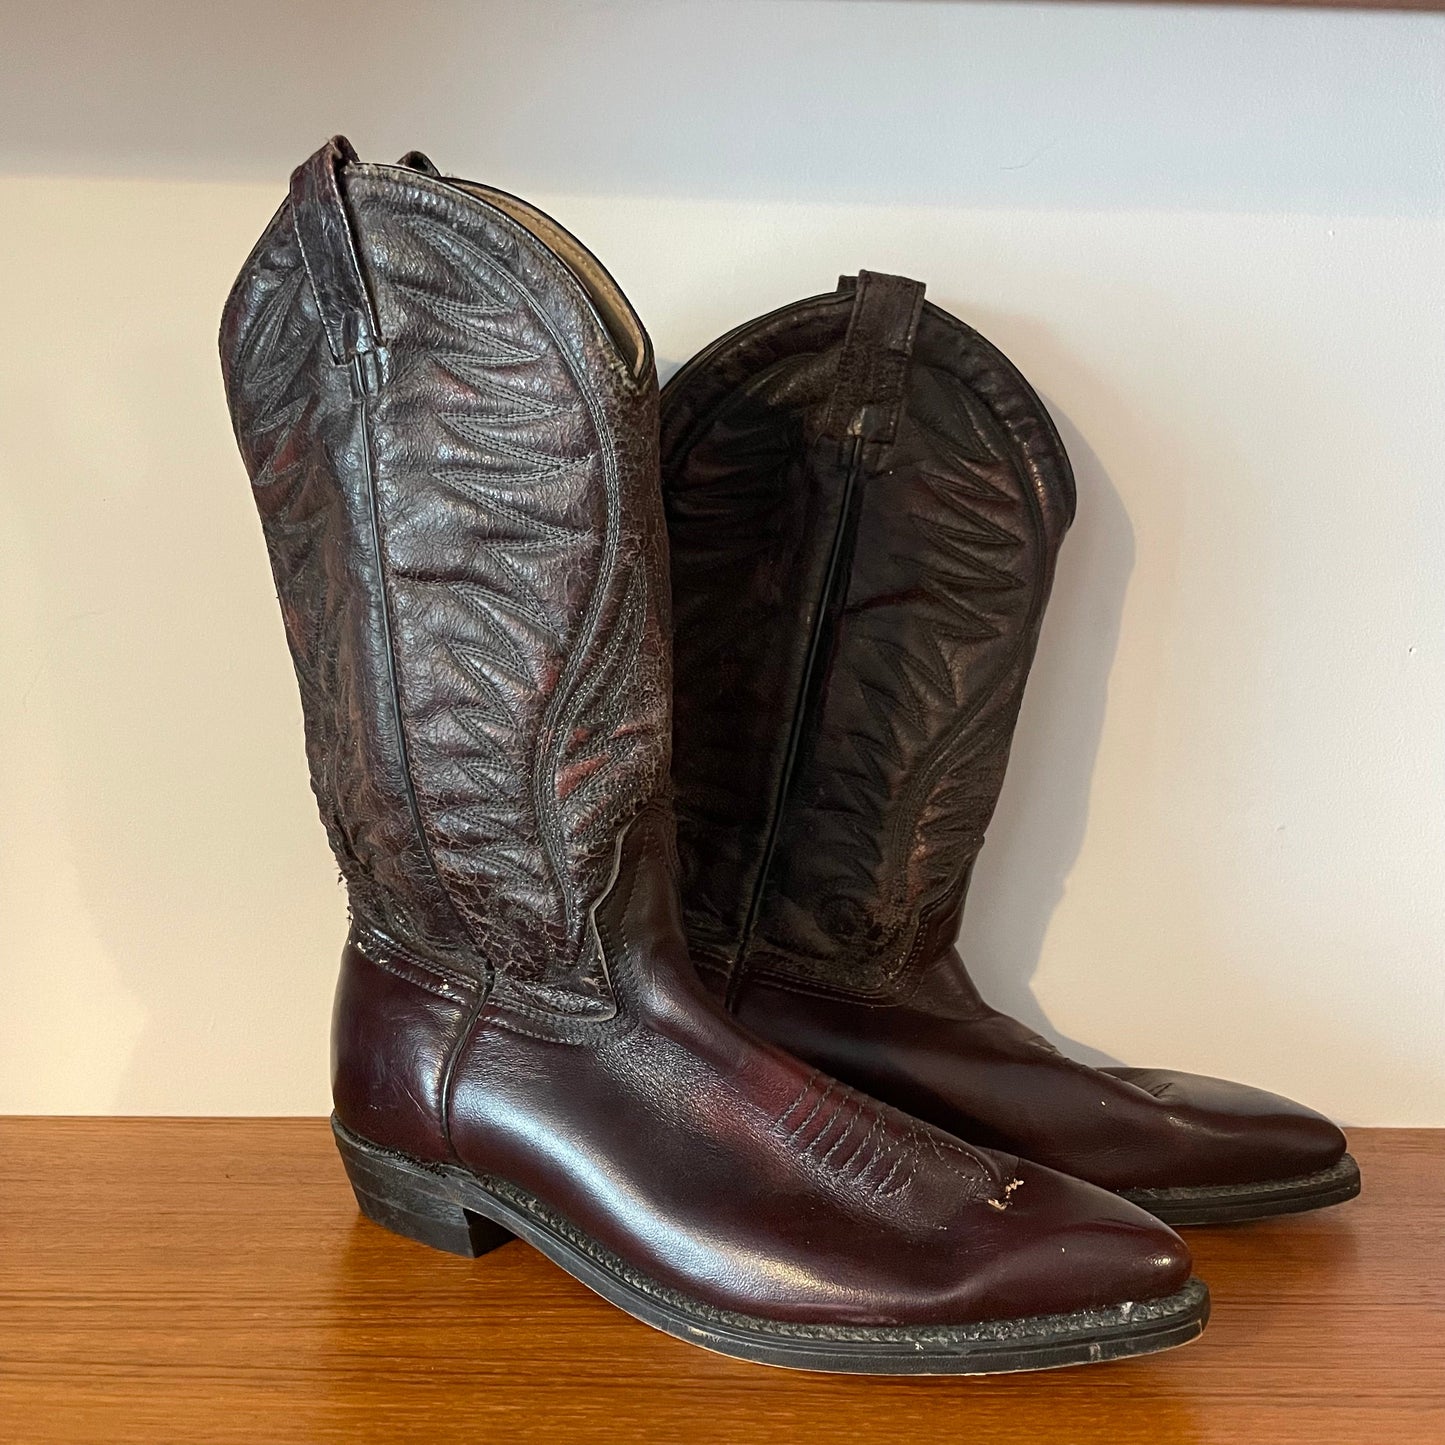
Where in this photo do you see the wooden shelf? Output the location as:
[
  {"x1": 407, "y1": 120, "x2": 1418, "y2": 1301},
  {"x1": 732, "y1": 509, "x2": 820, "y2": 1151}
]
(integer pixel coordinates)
[{"x1": 1, "y1": 1121, "x2": 1441, "y2": 1443}]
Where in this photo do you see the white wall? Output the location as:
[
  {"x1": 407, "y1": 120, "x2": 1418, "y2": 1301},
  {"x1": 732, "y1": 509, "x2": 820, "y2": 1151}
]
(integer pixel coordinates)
[{"x1": 1, "y1": 2, "x2": 1441, "y2": 1121}]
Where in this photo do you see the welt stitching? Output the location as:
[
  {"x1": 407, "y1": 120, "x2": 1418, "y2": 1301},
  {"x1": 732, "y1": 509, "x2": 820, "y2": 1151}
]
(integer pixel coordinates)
[{"x1": 344, "y1": 1119, "x2": 1205, "y2": 1343}]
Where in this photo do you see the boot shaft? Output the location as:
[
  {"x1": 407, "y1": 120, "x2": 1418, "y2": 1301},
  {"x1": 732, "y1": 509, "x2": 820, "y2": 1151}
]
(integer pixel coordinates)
[
  {"x1": 662, "y1": 273, "x2": 1073, "y2": 1002},
  {"x1": 221, "y1": 138, "x2": 672, "y2": 1015}
]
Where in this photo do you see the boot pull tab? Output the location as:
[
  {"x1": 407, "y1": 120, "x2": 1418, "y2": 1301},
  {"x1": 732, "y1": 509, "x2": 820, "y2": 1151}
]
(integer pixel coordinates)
[
  {"x1": 822, "y1": 270, "x2": 926, "y2": 448},
  {"x1": 289, "y1": 135, "x2": 385, "y2": 384},
  {"x1": 396, "y1": 149, "x2": 442, "y2": 177}
]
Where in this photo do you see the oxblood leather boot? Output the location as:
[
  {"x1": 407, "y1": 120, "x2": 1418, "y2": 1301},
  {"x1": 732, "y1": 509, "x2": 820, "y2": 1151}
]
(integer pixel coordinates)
[
  {"x1": 219, "y1": 143, "x2": 1206, "y2": 1372},
  {"x1": 661, "y1": 272, "x2": 1359, "y2": 1226}
]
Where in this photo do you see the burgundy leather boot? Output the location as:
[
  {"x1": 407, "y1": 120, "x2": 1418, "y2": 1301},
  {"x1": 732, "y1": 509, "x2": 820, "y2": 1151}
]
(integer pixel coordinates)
[
  {"x1": 661, "y1": 272, "x2": 1358, "y2": 1227},
  {"x1": 219, "y1": 144, "x2": 1207, "y2": 1372}
]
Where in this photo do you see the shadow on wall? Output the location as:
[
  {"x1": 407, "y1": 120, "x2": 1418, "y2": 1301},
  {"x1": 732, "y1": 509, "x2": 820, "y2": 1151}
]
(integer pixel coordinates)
[{"x1": 954, "y1": 382, "x2": 1135, "y2": 1070}]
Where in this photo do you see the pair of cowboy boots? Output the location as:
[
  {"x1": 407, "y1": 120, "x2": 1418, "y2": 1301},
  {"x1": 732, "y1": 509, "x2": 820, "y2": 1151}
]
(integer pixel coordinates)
[{"x1": 220, "y1": 138, "x2": 1354, "y2": 1374}]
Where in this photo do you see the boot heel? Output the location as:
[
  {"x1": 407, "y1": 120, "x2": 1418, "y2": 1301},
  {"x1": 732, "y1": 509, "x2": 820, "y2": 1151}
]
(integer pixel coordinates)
[{"x1": 332, "y1": 1118, "x2": 515, "y2": 1259}]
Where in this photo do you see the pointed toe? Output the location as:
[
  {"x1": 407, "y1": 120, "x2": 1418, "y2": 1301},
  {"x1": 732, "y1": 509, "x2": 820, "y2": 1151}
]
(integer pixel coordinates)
[
  {"x1": 950, "y1": 1161, "x2": 1196, "y2": 1322},
  {"x1": 1103, "y1": 1067, "x2": 1348, "y2": 1184}
]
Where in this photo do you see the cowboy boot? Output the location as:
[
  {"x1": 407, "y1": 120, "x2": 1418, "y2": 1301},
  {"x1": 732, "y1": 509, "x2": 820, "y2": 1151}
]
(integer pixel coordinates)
[
  {"x1": 660, "y1": 271, "x2": 1358, "y2": 1226},
  {"x1": 219, "y1": 144, "x2": 1207, "y2": 1371}
]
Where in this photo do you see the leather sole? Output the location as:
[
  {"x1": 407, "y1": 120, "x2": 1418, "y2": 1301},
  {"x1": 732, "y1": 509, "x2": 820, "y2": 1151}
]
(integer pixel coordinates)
[
  {"x1": 1120, "y1": 1153, "x2": 1361, "y2": 1227},
  {"x1": 333, "y1": 1117, "x2": 1209, "y2": 1374}
]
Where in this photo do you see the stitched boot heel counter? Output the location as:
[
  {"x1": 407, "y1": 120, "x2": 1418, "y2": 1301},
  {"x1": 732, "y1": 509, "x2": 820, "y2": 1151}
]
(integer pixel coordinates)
[{"x1": 331, "y1": 932, "x2": 479, "y2": 1163}]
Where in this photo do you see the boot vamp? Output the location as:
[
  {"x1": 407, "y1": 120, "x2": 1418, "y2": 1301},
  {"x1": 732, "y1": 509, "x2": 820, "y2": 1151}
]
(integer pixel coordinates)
[
  {"x1": 445, "y1": 1003, "x2": 1191, "y2": 1326},
  {"x1": 1097, "y1": 1066, "x2": 1347, "y2": 1185},
  {"x1": 734, "y1": 975, "x2": 1344, "y2": 1193}
]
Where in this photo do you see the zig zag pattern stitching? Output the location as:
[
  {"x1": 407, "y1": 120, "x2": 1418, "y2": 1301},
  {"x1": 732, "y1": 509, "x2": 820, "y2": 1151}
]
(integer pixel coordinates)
[
  {"x1": 374, "y1": 206, "x2": 655, "y2": 1000},
  {"x1": 769, "y1": 1071, "x2": 1000, "y2": 1206},
  {"x1": 778, "y1": 360, "x2": 1046, "y2": 977}
]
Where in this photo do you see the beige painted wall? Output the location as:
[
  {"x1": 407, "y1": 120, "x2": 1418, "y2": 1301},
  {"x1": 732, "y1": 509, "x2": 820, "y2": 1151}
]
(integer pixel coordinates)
[{"x1": 2, "y1": 3, "x2": 1442, "y2": 1120}]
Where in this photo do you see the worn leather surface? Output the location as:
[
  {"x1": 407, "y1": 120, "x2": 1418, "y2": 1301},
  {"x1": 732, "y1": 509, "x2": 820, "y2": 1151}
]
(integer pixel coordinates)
[
  {"x1": 661, "y1": 274, "x2": 1346, "y2": 1192},
  {"x1": 222, "y1": 148, "x2": 1191, "y2": 1326}
]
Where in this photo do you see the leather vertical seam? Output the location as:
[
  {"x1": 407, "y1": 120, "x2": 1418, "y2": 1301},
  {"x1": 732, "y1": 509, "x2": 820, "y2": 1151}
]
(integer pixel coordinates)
[
  {"x1": 724, "y1": 277, "x2": 925, "y2": 1006},
  {"x1": 439, "y1": 987, "x2": 490, "y2": 1167},
  {"x1": 290, "y1": 138, "x2": 382, "y2": 365},
  {"x1": 723, "y1": 433, "x2": 867, "y2": 1010},
  {"x1": 737, "y1": 308, "x2": 1059, "y2": 998}
]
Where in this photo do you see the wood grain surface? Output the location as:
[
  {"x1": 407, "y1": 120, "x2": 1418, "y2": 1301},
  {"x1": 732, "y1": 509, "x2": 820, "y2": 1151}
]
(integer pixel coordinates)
[{"x1": 1, "y1": 1121, "x2": 1440, "y2": 1444}]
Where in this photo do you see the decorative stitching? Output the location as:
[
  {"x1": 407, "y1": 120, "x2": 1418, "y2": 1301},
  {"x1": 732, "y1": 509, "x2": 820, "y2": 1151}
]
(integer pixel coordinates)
[
  {"x1": 662, "y1": 287, "x2": 1072, "y2": 1001},
  {"x1": 352, "y1": 927, "x2": 478, "y2": 1000}
]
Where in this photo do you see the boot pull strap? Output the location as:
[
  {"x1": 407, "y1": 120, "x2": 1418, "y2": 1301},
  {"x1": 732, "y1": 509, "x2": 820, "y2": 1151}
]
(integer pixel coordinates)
[
  {"x1": 822, "y1": 270, "x2": 926, "y2": 446},
  {"x1": 396, "y1": 149, "x2": 442, "y2": 177},
  {"x1": 289, "y1": 135, "x2": 383, "y2": 370}
]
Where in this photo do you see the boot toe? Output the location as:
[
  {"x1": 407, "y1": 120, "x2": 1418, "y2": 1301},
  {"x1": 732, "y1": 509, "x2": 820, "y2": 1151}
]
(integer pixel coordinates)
[
  {"x1": 947, "y1": 1159, "x2": 1195, "y2": 1323},
  {"x1": 1103, "y1": 1066, "x2": 1347, "y2": 1184}
]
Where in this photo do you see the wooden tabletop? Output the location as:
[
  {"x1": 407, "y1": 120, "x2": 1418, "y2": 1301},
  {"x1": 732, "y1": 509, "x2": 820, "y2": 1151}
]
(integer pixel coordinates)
[{"x1": 1, "y1": 1120, "x2": 1440, "y2": 1444}]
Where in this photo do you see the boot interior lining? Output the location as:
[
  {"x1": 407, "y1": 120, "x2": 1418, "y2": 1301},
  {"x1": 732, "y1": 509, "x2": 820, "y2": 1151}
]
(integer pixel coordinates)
[{"x1": 448, "y1": 180, "x2": 647, "y2": 379}]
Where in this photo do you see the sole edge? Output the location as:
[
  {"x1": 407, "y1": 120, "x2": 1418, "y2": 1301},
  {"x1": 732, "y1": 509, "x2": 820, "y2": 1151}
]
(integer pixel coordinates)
[{"x1": 1121, "y1": 1152, "x2": 1361, "y2": 1227}]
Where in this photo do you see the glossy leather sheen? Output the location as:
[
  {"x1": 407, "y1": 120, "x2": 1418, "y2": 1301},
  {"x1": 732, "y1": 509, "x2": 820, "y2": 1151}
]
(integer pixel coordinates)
[
  {"x1": 661, "y1": 274, "x2": 1346, "y2": 1193},
  {"x1": 331, "y1": 807, "x2": 1189, "y2": 1323},
  {"x1": 222, "y1": 145, "x2": 1191, "y2": 1327},
  {"x1": 733, "y1": 962, "x2": 1346, "y2": 1192}
]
